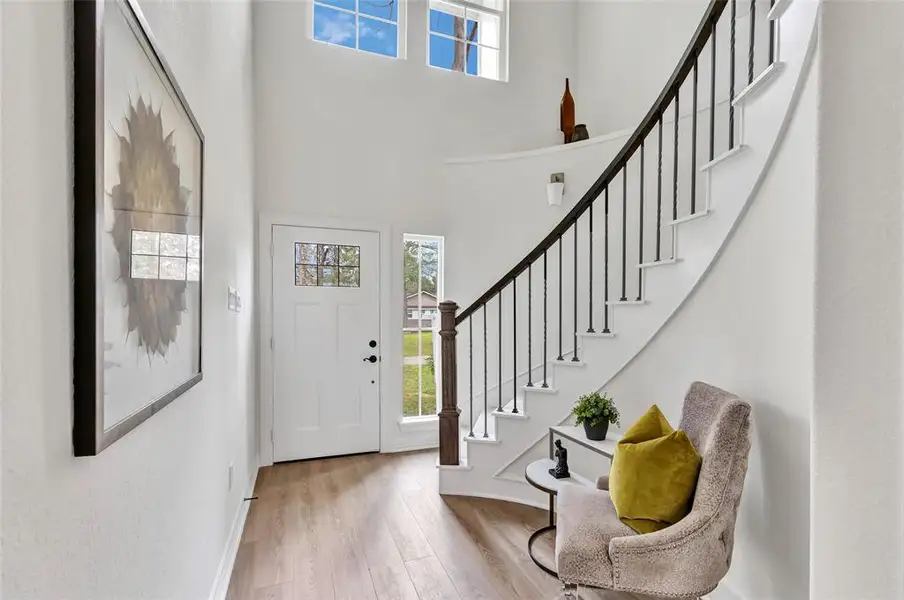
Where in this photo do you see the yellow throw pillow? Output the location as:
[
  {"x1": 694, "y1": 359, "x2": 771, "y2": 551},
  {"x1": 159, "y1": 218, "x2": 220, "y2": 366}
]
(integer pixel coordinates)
[{"x1": 609, "y1": 404, "x2": 702, "y2": 534}]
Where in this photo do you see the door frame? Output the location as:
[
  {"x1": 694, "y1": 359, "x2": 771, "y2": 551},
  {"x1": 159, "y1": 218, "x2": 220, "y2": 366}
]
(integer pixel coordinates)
[{"x1": 258, "y1": 213, "x2": 391, "y2": 467}]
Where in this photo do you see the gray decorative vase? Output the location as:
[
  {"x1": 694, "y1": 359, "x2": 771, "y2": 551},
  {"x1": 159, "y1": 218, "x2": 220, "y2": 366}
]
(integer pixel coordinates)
[
  {"x1": 583, "y1": 420, "x2": 609, "y2": 441},
  {"x1": 572, "y1": 124, "x2": 589, "y2": 142}
]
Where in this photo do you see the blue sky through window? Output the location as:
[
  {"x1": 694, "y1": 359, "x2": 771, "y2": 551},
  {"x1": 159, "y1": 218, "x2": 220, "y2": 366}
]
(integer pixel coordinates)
[
  {"x1": 429, "y1": 9, "x2": 478, "y2": 75},
  {"x1": 313, "y1": 1, "x2": 399, "y2": 58}
]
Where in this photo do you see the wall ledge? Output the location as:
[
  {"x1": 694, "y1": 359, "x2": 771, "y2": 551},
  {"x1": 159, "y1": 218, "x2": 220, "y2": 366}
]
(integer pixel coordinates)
[{"x1": 444, "y1": 97, "x2": 732, "y2": 166}]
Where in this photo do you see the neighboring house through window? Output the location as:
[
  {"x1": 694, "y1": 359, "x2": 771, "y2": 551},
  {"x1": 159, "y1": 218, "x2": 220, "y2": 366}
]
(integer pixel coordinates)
[
  {"x1": 403, "y1": 234, "x2": 443, "y2": 419},
  {"x1": 312, "y1": 0, "x2": 402, "y2": 58},
  {"x1": 428, "y1": 0, "x2": 506, "y2": 81}
]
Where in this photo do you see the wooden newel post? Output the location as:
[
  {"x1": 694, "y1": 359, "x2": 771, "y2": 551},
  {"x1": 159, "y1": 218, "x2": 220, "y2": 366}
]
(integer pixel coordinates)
[{"x1": 438, "y1": 301, "x2": 460, "y2": 466}]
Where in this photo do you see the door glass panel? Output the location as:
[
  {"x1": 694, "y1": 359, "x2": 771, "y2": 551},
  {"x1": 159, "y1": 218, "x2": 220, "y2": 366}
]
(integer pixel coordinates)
[{"x1": 295, "y1": 242, "x2": 360, "y2": 287}]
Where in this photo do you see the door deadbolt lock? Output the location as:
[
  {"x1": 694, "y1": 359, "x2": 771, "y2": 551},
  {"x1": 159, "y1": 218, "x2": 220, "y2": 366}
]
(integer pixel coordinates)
[{"x1": 369, "y1": 340, "x2": 377, "y2": 348}]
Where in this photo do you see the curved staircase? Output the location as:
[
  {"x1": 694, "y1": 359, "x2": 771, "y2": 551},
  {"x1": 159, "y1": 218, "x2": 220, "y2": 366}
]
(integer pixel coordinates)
[{"x1": 437, "y1": 0, "x2": 819, "y2": 507}]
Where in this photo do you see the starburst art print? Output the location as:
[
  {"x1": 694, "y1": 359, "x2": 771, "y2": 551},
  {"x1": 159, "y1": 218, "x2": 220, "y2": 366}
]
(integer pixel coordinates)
[
  {"x1": 110, "y1": 97, "x2": 192, "y2": 360},
  {"x1": 73, "y1": 0, "x2": 204, "y2": 456}
]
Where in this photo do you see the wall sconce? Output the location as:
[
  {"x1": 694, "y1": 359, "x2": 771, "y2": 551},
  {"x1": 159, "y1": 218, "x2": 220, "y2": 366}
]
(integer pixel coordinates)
[{"x1": 547, "y1": 173, "x2": 565, "y2": 207}]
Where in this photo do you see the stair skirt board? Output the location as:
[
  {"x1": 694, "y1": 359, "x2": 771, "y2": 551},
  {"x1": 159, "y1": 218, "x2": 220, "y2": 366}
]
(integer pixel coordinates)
[{"x1": 441, "y1": 0, "x2": 817, "y2": 506}]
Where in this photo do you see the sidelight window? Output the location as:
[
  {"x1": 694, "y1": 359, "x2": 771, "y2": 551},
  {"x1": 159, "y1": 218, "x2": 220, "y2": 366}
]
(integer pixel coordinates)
[{"x1": 403, "y1": 234, "x2": 444, "y2": 418}]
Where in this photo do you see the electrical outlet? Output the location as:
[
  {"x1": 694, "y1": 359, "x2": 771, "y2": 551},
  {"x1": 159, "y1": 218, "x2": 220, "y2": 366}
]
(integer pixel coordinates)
[{"x1": 228, "y1": 463, "x2": 235, "y2": 491}]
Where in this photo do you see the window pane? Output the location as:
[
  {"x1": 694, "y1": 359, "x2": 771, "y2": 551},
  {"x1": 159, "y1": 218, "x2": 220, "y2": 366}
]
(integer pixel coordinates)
[
  {"x1": 467, "y1": 42, "x2": 478, "y2": 75},
  {"x1": 160, "y1": 257, "x2": 187, "y2": 281},
  {"x1": 429, "y1": 34, "x2": 456, "y2": 70},
  {"x1": 315, "y1": 0, "x2": 356, "y2": 13},
  {"x1": 160, "y1": 233, "x2": 187, "y2": 257},
  {"x1": 131, "y1": 255, "x2": 158, "y2": 279},
  {"x1": 187, "y1": 235, "x2": 201, "y2": 259},
  {"x1": 359, "y1": 17, "x2": 398, "y2": 57},
  {"x1": 187, "y1": 258, "x2": 200, "y2": 282},
  {"x1": 131, "y1": 230, "x2": 159, "y2": 255},
  {"x1": 314, "y1": 5, "x2": 356, "y2": 49},
  {"x1": 429, "y1": 9, "x2": 457, "y2": 36},
  {"x1": 296, "y1": 264, "x2": 317, "y2": 286},
  {"x1": 318, "y1": 244, "x2": 338, "y2": 265},
  {"x1": 338, "y1": 266, "x2": 360, "y2": 287},
  {"x1": 474, "y1": 11, "x2": 500, "y2": 49},
  {"x1": 359, "y1": 0, "x2": 398, "y2": 22},
  {"x1": 419, "y1": 243, "x2": 439, "y2": 295},
  {"x1": 339, "y1": 245, "x2": 360, "y2": 266},
  {"x1": 478, "y1": 45, "x2": 499, "y2": 80},
  {"x1": 465, "y1": 12, "x2": 479, "y2": 45},
  {"x1": 297, "y1": 243, "x2": 318, "y2": 265},
  {"x1": 319, "y1": 266, "x2": 338, "y2": 286},
  {"x1": 429, "y1": 7, "x2": 477, "y2": 41}
]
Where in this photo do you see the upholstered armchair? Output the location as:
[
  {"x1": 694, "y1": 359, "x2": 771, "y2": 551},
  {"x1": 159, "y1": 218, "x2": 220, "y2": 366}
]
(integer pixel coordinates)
[{"x1": 555, "y1": 382, "x2": 752, "y2": 600}]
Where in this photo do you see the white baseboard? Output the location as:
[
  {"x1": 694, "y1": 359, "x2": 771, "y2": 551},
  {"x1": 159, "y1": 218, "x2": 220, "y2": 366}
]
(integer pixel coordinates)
[
  {"x1": 208, "y1": 465, "x2": 259, "y2": 600},
  {"x1": 381, "y1": 440, "x2": 439, "y2": 454}
]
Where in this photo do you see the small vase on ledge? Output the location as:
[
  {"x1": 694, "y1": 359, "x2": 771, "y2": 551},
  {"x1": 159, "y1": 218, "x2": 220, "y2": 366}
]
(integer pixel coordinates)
[{"x1": 583, "y1": 420, "x2": 609, "y2": 441}]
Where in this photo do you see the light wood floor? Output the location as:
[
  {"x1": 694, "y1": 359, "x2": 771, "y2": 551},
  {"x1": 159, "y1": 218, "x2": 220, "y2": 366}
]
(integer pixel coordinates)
[{"x1": 226, "y1": 450, "x2": 643, "y2": 600}]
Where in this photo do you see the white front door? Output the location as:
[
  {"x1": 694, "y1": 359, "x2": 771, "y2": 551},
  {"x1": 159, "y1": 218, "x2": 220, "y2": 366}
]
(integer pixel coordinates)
[{"x1": 271, "y1": 225, "x2": 381, "y2": 462}]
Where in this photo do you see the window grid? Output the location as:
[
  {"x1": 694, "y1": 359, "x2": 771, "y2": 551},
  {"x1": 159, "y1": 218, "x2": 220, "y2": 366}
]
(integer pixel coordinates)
[
  {"x1": 294, "y1": 242, "x2": 360, "y2": 288},
  {"x1": 428, "y1": 0, "x2": 506, "y2": 81},
  {"x1": 312, "y1": 0, "x2": 401, "y2": 58}
]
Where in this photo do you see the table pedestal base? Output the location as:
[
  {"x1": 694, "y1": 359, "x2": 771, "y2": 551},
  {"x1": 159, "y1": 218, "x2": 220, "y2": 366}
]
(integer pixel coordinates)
[{"x1": 527, "y1": 524, "x2": 558, "y2": 577}]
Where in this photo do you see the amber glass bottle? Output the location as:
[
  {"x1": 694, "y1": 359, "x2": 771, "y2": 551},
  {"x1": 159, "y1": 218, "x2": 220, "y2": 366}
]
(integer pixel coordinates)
[{"x1": 560, "y1": 78, "x2": 576, "y2": 144}]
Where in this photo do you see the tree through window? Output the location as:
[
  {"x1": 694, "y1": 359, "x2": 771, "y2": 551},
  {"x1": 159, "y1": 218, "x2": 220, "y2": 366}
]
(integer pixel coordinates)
[
  {"x1": 428, "y1": 0, "x2": 506, "y2": 81},
  {"x1": 403, "y1": 235, "x2": 443, "y2": 418}
]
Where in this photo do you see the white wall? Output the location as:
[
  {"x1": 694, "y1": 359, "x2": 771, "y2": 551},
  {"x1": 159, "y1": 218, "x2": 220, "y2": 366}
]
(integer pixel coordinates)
[
  {"x1": 600, "y1": 48, "x2": 818, "y2": 600},
  {"x1": 254, "y1": 0, "x2": 579, "y2": 451},
  {"x1": 574, "y1": 0, "x2": 774, "y2": 137},
  {"x1": 811, "y1": 3, "x2": 904, "y2": 599},
  {"x1": 0, "y1": 2, "x2": 257, "y2": 598},
  {"x1": 575, "y1": 0, "x2": 707, "y2": 134}
]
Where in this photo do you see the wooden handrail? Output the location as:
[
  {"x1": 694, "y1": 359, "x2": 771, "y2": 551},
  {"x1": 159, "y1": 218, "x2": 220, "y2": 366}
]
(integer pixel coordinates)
[{"x1": 454, "y1": 0, "x2": 728, "y2": 325}]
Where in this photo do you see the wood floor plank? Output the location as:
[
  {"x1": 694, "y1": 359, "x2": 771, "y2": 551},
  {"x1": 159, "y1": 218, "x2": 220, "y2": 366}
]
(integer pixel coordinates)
[
  {"x1": 404, "y1": 556, "x2": 462, "y2": 600},
  {"x1": 369, "y1": 562, "x2": 421, "y2": 600},
  {"x1": 226, "y1": 450, "x2": 656, "y2": 600},
  {"x1": 252, "y1": 582, "x2": 293, "y2": 600}
]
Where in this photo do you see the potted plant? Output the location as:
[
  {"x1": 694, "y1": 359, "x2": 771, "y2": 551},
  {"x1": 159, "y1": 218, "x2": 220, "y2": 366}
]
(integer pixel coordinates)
[{"x1": 572, "y1": 392, "x2": 620, "y2": 441}]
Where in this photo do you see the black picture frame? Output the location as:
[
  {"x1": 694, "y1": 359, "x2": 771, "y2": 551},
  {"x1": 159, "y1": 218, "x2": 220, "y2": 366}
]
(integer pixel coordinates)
[{"x1": 73, "y1": 0, "x2": 205, "y2": 456}]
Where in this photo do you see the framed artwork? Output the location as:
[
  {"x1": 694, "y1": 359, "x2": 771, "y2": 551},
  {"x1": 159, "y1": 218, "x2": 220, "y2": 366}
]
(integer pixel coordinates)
[{"x1": 73, "y1": 0, "x2": 204, "y2": 456}]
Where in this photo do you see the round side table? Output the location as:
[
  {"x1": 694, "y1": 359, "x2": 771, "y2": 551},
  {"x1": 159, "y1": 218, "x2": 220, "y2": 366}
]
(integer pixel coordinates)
[{"x1": 524, "y1": 458, "x2": 593, "y2": 577}]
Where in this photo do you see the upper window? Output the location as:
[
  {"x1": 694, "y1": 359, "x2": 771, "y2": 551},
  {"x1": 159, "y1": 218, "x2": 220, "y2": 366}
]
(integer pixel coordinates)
[
  {"x1": 313, "y1": 0, "x2": 401, "y2": 58},
  {"x1": 428, "y1": 0, "x2": 506, "y2": 81}
]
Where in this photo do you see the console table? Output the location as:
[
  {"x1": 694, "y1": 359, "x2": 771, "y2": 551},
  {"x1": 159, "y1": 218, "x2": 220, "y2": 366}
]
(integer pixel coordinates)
[{"x1": 524, "y1": 425, "x2": 621, "y2": 576}]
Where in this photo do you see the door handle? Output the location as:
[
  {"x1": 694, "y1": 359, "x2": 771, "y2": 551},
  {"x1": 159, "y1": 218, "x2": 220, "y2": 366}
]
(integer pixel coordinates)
[{"x1": 363, "y1": 355, "x2": 378, "y2": 363}]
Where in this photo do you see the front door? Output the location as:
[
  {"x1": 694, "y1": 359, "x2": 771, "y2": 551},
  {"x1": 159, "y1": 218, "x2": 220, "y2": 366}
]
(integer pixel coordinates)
[{"x1": 271, "y1": 224, "x2": 381, "y2": 462}]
